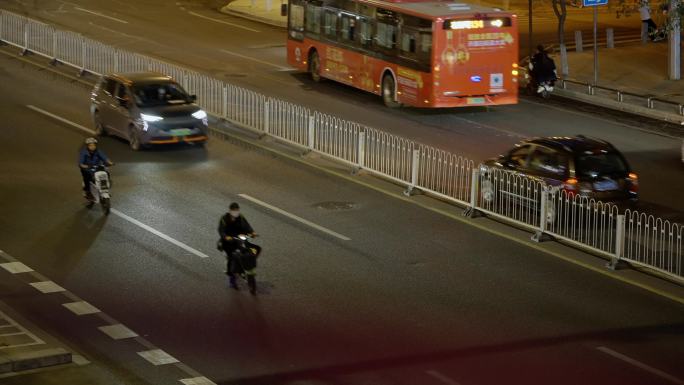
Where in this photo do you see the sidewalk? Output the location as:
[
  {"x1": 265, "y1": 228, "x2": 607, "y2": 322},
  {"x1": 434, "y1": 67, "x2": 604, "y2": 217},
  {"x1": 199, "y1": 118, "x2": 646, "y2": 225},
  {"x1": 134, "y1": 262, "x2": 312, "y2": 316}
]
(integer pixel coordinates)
[
  {"x1": 554, "y1": 41, "x2": 684, "y2": 124},
  {"x1": 0, "y1": 301, "x2": 72, "y2": 376},
  {"x1": 221, "y1": 0, "x2": 288, "y2": 28}
]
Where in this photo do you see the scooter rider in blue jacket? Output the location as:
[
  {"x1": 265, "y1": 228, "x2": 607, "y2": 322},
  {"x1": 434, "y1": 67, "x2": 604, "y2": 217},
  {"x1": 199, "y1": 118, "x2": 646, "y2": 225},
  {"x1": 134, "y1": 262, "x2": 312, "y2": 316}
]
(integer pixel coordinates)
[{"x1": 79, "y1": 138, "x2": 113, "y2": 200}]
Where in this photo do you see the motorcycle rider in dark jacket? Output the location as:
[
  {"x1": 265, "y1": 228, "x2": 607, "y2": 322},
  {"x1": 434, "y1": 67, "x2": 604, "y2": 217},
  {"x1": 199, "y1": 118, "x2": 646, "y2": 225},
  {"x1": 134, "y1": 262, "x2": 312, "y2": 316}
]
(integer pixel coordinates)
[
  {"x1": 218, "y1": 202, "x2": 260, "y2": 290},
  {"x1": 530, "y1": 45, "x2": 558, "y2": 87}
]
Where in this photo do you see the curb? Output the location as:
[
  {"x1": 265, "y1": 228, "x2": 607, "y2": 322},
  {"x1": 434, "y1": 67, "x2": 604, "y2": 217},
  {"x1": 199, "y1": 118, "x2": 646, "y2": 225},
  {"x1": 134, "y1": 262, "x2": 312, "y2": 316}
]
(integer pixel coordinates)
[
  {"x1": 219, "y1": 5, "x2": 287, "y2": 28},
  {"x1": 554, "y1": 87, "x2": 684, "y2": 126},
  {"x1": 0, "y1": 348, "x2": 72, "y2": 374}
]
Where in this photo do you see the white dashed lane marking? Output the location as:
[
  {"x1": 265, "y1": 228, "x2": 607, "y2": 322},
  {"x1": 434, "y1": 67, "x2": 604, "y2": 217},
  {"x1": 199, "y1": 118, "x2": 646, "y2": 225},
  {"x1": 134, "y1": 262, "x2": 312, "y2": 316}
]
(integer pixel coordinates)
[
  {"x1": 179, "y1": 377, "x2": 218, "y2": 385},
  {"x1": 239, "y1": 193, "x2": 351, "y2": 241},
  {"x1": 74, "y1": 7, "x2": 129, "y2": 24},
  {"x1": 426, "y1": 370, "x2": 462, "y2": 385},
  {"x1": 187, "y1": 11, "x2": 260, "y2": 32},
  {"x1": 62, "y1": 301, "x2": 101, "y2": 316},
  {"x1": 29, "y1": 281, "x2": 66, "y2": 294},
  {"x1": 26, "y1": 105, "x2": 96, "y2": 135},
  {"x1": 138, "y1": 349, "x2": 180, "y2": 365},
  {"x1": 111, "y1": 209, "x2": 211, "y2": 259},
  {"x1": 98, "y1": 324, "x2": 139, "y2": 340},
  {"x1": 596, "y1": 346, "x2": 684, "y2": 385},
  {"x1": 0, "y1": 261, "x2": 34, "y2": 274}
]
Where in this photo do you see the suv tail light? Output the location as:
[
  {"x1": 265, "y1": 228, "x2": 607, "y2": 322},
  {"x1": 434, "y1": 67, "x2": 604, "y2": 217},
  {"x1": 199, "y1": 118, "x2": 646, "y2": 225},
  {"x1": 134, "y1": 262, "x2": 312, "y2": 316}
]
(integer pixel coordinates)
[{"x1": 627, "y1": 172, "x2": 639, "y2": 194}]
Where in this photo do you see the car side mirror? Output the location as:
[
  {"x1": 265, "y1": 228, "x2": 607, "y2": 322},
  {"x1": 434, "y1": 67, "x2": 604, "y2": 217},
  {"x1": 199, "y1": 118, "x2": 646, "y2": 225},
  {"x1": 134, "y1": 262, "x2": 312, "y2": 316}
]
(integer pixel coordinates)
[{"x1": 190, "y1": 94, "x2": 197, "y2": 102}]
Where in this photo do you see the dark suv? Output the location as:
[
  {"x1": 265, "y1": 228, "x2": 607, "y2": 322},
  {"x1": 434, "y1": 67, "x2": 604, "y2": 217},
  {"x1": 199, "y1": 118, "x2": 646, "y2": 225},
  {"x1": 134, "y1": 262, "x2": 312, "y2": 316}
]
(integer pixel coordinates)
[
  {"x1": 485, "y1": 136, "x2": 638, "y2": 201},
  {"x1": 90, "y1": 72, "x2": 208, "y2": 150}
]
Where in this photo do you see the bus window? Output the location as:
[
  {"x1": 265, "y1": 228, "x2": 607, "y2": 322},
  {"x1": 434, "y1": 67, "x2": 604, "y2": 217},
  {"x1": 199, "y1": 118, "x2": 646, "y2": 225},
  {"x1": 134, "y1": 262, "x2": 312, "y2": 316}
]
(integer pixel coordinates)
[
  {"x1": 289, "y1": 0, "x2": 305, "y2": 40},
  {"x1": 358, "y1": 18, "x2": 371, "y2": 47},
  {"x1": 340, "y1": 14, "x2": 356, "y2": 43},
  {"x1": 419, "y1": 31, "x2": 432, "y2": 64},
  {"x1": 305, "y1": 3, "x2": 322, "y2": 34},
  {"x1": 375, "y1": 22, "x2": 397, "y2": 50},
  {"x1": 400, "y1": 28, "x2": 417, "y2": 56},
  {"x1": 323, "y1": 9, "x2": 338, "y2": 39}
]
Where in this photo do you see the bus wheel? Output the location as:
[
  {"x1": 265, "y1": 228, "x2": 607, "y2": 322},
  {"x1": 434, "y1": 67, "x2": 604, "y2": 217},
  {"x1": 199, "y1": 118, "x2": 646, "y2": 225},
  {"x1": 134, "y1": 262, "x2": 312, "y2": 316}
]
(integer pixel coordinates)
[
  {"x1": 309, "y1": 51, "x2": 322, "y2": 83},
  {"x1": 382, "y1": 74, "x2": 400, "y2": 108}
]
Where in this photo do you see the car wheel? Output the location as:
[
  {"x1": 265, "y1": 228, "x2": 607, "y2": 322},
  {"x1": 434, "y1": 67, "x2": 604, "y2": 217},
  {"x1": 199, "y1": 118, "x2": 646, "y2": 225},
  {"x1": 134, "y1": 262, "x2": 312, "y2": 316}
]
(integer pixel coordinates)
[
  {"x1": 93, "y1": 112, "x2": 107, "y2": 137},
  {"x1": 382, "y1": 74, "x2": 401, "y2": 108},
  {"x1": 309, "y1": 51, "x2": 322, "y2": 83},
  {"x1": 128, "y1": 126, "x2": 141, "y2": 151}
]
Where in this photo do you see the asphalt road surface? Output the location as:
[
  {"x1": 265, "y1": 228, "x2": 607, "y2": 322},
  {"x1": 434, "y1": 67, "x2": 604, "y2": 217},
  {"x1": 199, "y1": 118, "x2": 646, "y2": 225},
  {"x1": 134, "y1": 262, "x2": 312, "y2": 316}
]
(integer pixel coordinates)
[
  {"x1": 0, "y1": 46, "x2": 683, "y2": 385},
  {"x1": 1, "y1": 0, "x2": 682, "y2": 216}
]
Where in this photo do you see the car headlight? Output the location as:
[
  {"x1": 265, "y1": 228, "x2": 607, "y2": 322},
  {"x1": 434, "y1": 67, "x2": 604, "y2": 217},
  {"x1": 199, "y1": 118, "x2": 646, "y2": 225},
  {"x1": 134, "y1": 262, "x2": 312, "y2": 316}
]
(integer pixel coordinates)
[
  {"x1": 140, "y1": 113, "x2": 163, "y2": 122},
  {"x1": 192, "y1": 110, "x2": 207, "y2": 120}
]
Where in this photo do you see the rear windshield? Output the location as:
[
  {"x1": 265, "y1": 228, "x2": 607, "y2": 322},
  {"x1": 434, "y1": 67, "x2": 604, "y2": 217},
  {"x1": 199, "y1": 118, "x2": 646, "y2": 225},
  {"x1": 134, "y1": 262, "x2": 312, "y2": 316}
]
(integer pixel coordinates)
[
  {"x1": 132, "y1": 82, "x2": 190, "y2": 107},
  {"x1": 575, "y1": 152, "x2": 628, "y2": 178}
]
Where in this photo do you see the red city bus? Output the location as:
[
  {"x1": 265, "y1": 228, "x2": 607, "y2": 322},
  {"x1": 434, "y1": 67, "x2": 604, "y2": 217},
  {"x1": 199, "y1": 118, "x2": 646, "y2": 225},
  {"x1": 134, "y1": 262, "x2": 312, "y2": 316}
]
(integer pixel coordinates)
[{"x1": 286, "y1": 0, "x2": 519, "y2": 108}]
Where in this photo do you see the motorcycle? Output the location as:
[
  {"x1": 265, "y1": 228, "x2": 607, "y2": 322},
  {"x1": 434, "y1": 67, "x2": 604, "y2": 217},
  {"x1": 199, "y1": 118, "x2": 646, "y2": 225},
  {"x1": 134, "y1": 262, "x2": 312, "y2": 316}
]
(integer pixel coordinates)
[
  {"x1": 225, "y1": 234, "x2": 261, "y2": 295},
  {"x1": 85, "y1": 164, "x2": 112, "y2": 215},
  {"x1": 526, "y1": 62, "x2": 557, "y2": 99}
]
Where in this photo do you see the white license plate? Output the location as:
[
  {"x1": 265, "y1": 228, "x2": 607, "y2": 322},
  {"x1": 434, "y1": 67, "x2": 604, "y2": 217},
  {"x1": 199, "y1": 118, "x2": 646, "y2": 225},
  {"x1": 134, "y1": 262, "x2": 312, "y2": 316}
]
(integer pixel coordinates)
[
  {"x1": 467, "y1": 97, "x2": 486, "y2": 105},
  {"x1": 170, "y1": 128, "x2": 193, "y2": 136},
  {"x1": 594, "y1": 179, "x2": 619, "y2": 191}
]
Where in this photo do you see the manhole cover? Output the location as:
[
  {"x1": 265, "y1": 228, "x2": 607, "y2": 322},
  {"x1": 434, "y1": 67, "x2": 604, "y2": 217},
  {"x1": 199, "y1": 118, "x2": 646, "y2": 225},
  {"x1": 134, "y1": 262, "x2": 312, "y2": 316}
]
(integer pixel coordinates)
[{"x1": 313, "y1": 201, "x2": 356, "y2": 210}]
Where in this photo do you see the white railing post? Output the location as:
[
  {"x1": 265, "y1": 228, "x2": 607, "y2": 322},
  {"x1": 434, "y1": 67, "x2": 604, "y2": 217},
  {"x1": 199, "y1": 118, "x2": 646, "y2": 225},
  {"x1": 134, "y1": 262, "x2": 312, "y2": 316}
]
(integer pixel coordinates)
[
  {"x1": 263, "y1": 100, "x2": 270, "y2": 134},
  {"x1": 222, "y1": 85, "x2": 228, "y2": 119},
  {"x1": 307, "y1": 115, "x2": 315, "y2": 151},
  {"x1": 607, "y1": 214, "x2": 626, "y2": 270},
  {"x1": 606, "y1": 28, "x2": 614, "y2": 49},
  {"x1": 357, "y1": 131, "x2": 366, "y2": 169},
  {"x1": 464, "y1": 168, "x2": 480, "y2": 218},
  {"x1": 403, "y1": 149, "x2": 420, "y2": 196},
  {"x1": 80, "y1": 37, "x2": 86, "y2": 76},
  {"x1": 22, "y1": 21, "x2": 28, "y2": 55},
  {"x1": 50, "y1": 29, "x2": 57, "y2": 65},
  {"x1": 575, "y1": 31, "x2": 583, "y2": 53},
  {"x1": 532, "y1": 188, "x2": 549, "y2": 242},
  {"x1": 114, "y1": 50, "x2": 119, "y2": 72}
]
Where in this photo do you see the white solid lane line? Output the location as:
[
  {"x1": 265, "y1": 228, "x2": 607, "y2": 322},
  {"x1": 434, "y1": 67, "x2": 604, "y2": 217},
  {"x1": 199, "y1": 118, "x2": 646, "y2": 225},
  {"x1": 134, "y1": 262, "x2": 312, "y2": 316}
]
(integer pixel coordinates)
[
  {"x1": 187, "y1": 11, "x2": 260, "y2": 33},
  {"x1": 26, "y1": 105, "x2": 96, "y2": 135},
  {"x1": 596, "y1": 346, "x2": 684, "y2": 385},
  {"x1": 219, "y1": 49, "x2": 291, "y2": 71},
  {"x1": 75, "y1": 7, "x2": 129, "y2": 24},
  {"x1": 426, "y1": 370, "x2": 462, "y2": 385},
  {"x1": 238, "y1": 194, "x2": 351, "y2": 241},
  {"x1": 110, "y1": 209, "x2": 211, "y2": 259}
]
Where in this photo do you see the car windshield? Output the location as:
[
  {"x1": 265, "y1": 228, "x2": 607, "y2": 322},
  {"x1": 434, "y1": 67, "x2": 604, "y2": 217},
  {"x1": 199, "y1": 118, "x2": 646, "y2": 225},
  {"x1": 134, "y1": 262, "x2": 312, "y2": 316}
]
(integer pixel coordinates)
[
  {"x1": 133, "y1": 82, "x2": 189, "y2": 106},
  {"x1": 575, "y1": 152, "x2": 628, "y2": 178}
]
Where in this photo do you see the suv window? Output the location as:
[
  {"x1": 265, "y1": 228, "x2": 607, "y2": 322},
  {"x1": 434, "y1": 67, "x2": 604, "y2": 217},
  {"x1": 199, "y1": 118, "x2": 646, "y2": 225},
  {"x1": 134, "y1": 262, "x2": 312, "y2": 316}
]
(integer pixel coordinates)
[
  {"x1": 103, "y1": 78, "x2": 117, "y2": 95},
  {"x1": 132, "y1": 82, "x2": 190, "y2": 107},
  {"x1": 115, "y1": 83, "x2": 128, "y2": 99},
  {"x1": 507, "y1": 145, "x2": 532, "y2": 168},
  {"x1": 575, "y1": 152, "x2": 628, "y2": 178},
  {"x1": 528, "y1": 146, "x2": 569, "y2": 178}
]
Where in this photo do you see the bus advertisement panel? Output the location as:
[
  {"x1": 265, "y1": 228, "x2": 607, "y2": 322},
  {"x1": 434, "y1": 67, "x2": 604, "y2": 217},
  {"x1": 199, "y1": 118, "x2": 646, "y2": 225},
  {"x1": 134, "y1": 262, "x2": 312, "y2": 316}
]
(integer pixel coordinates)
[{"x1": 286, "y1": 0, "x2": 519, "y2": 108}]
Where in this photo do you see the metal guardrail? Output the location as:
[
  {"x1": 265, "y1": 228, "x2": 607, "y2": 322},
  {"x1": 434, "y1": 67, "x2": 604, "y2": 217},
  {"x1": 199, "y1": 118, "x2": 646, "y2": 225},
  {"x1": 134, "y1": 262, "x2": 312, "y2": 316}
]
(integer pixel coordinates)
[
  {"x1": 560, "y1": 79, "x2": 684, "y2": 117},
  {"x1": 1, "y1": 10, "x2": 681, "y2": 283}
]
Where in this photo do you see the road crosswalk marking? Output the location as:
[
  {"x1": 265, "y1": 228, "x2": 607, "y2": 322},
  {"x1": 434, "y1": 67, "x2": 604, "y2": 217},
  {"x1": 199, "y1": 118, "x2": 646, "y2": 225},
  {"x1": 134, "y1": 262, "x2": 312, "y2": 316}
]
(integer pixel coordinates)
[{"x1": 29, "y1": 280, "x2": 66, "y2": 294}]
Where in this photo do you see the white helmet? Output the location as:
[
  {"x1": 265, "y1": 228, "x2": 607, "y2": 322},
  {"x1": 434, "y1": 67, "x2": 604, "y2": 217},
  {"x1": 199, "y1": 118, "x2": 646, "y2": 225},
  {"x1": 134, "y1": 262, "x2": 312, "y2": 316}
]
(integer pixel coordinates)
[{"x1": 85, "y1": 137, "x2": 98, "y2": 145}]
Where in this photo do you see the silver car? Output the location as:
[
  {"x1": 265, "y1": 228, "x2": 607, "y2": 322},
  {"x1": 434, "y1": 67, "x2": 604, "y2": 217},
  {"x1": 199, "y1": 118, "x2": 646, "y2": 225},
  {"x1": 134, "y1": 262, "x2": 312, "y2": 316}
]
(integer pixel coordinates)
[{"x1": 90, "y1": 72, "x2": 208, "y2": 150}]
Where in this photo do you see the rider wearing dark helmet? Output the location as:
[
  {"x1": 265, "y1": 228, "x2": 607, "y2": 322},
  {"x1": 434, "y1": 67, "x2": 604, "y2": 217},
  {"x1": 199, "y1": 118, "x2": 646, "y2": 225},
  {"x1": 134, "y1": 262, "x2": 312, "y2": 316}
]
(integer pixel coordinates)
[{"x1": 218, "y1": 202, "x2": 260, "y2": 290}]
